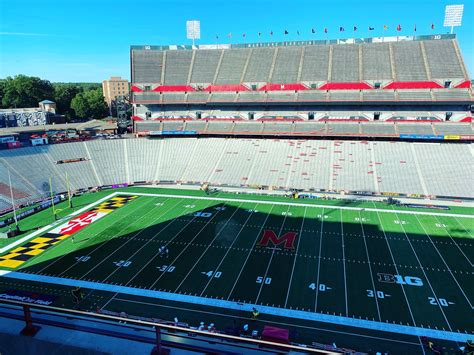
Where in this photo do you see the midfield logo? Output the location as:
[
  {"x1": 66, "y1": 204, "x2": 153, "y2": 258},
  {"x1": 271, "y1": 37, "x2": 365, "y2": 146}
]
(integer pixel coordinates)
[{"x1": 257, "y1": 230, "x2": 297, "y2": 250}]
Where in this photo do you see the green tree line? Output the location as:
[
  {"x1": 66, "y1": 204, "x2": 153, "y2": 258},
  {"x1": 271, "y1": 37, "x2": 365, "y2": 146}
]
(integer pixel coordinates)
[{"x1": 0, "y1": 75, "x2": 108, "y2": 120}]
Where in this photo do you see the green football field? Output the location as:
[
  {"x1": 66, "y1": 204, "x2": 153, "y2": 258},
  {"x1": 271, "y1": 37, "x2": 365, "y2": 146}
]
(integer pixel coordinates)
[{"x1": 0, "y1": 187, "x2": 472, "y2": 353}]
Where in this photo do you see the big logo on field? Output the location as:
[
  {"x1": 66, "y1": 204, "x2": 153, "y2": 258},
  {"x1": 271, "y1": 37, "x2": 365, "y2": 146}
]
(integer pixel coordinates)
[
  {"x1": 257, "y1": 230, "x2": 297, "y2": 250},
  {"x1": 0, "y1": 195, "x2": 137, "y2": 269}
]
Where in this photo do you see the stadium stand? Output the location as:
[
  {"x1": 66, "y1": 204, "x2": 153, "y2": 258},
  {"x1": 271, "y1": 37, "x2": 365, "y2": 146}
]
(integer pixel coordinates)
[{"x1": 1, "y1": 138, "x2": 473, "y2": 210}]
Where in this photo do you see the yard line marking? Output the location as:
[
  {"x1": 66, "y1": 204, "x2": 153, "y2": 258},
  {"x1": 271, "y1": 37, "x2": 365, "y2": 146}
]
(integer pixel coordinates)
[
  {"x1": 89, "y1": 197, "x2": 190, "y2": 286},
  {"x1": 58, "y1": 197, "x2": 169, "y2": 278},
  {"x1": 432, "y1": 215, "x2": 473, "y2": 267},
  {"x1": 148, "y1": 199, "x2": 229, "y2": 290},
  {"x1": 226, "y1": 205, "x2": 275, "y2": 300},
  {"x1": 412, "y1": 214, "x2": 473, "y2": 309},
  {"x1": 173, "y1": 202, "x2": 244, "y2": 292},
  {"x1": 111, "y1": 297, "x2": 422, "y2": 347},
  {"x1": 199, "y1": 203, "x2": 258, "y2": 297},
  {"x1": 115, "y1": 192, "x2": 474, "y2": 219},
  {"x1": 339, "y1": 209, "x2": 348, "y2": 317},
  {"x1": 314, "y1": 207, "x2": 324, "y2": 313},
  {"x1": 372, "y1": 201, "x2": 418, "y2": 327},
  {"x1": 391, "y1": 208, "x2": 454, "y2": 331},
  {"x1": 284, "y1": 206, "x2": 306, "y2": 308},
  {"x1": 452, "y1": 216, "x2": 473, "y2": 239},
  {"x1": 358, "y1": 209, "x2": 382, "y2": 322},
  {"x1": 0, "y1": 270, "x2": 469, "y2": 343},
  {"x1": 255, "y1": 205, "x2": 291, "y2": 304}
]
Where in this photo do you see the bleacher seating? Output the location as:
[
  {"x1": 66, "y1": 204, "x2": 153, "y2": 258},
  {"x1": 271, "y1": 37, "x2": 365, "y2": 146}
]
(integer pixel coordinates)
[
  {"x1": 392, "y1": 41, "x2": 428, "y2": 81},
  {"x1": 132, "y1": 50, "x2": 163, "y2": 83},
  {"x1": 1, "y1": 138, "x2": 473, "y2": 203},
  {"x1": 271, "y1": 47, "x2": 302, "y2": 83},
  {"x1": 300, "y1": 45, "x2": 330, "y2": 82},
  {"x1": 163, "y1": 50, "x2": 193, "y2": 85},
  {"x1": 331, "y1": 44, "x2": 360, "y2": 82},
  {"x1": 423, "y1": 39, "x2": 465, "y2": 79},
  {"x1": 362, "y1": 43, "x2": 392, "y2": 80},
  {"x1": 243, "y1": 47, "x2": 275, "y2": 82},
  {"x1": 215, "y1": 49, "x2": 249, "y2": 84},
  {"x1": 190, "y1": 50, "x2": 221, "y2": 83}
]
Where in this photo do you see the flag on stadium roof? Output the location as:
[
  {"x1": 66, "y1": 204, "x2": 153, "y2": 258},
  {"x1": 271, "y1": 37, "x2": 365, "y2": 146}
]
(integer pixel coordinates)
[
  {"x1": 297, "y1": 30, "x2": 300, "y2": 35},
  {"x1": 339, "y1": 27, "x2": 345, "y2": 32},
  {"x1": 397, "y1": 24, "x2": 402, "y2": 31},
  {"x1": 215, "y1": 35, "x2": 219, "y2": 39},
  {"x1": 284, "y1": 30, "x2": 289, "y2": 34},
  {"x1": 270, "y1": 31, "x2": 273, "y2": 36},
  {"x1": 383, "y1": 25, "x2": 389, "y2": 30},
  {"x1": 242, "y1": 33, "x2": 246, "y2": 37},
  {"x1": 353, "y1": 26, "x2": 357, "y2": 31},
  {"x1": 414, "y1": 24, "x2": 417, "y2": 32},
  {"x1": 324, "y1": 28, "x2": 328, "y2": 33},
  {"x1": 311, "y1": 28, "x2": 316, "y2": 33},
  {"x1": 369, "y1": 26, "x2": 374, "y2": 30},
  {"x1": 431, "y1": 23, "x2": 435, "y2": 29}
]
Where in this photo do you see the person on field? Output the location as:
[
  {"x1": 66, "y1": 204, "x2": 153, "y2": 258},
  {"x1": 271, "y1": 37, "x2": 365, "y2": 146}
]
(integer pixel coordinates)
[
  {"x1": 71, "y1": 286, "x2": 83, "y2": 305},
  {"x1": 251, "y1": 307, "x2": 259, "y2": 320}
]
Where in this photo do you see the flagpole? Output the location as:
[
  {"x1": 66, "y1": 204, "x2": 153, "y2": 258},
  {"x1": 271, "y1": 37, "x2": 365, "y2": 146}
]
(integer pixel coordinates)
[{"x1": 7, "y1": 170, "x2": 19, "y2": 229}]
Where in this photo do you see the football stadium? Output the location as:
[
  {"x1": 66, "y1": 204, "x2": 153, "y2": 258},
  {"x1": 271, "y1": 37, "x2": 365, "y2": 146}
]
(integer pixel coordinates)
[{"x1": 0, "y1": 7, "x2": 473, "y2": 355}]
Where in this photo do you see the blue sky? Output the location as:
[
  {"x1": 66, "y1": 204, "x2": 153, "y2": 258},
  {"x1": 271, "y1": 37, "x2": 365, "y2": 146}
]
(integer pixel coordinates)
[{"x1": 0, "y1": 0, "x2": 473, "y2": 82}]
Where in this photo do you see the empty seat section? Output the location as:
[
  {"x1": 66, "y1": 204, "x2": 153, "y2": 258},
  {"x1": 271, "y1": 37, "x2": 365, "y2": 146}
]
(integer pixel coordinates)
[
  {"x1": 243, "y1": 48, "x2": 275, "y2": 82},
  {"x1": 392, "y1": 41, "x2": 428, "y2": 81},
  {"x1": 163, "y1": 50, "x2": 193, "y2": 85},
  {"x1": 423, "y1": 39, "x2": 465, "y2": 79},
  {"x1": 331, "y1": 45, "x2": 360, "y2": 82},
  {"x1": 362, "y1": 43, "x2": 392, "y2": 80},
  {"x1": 300, "y1": 45, "x2": 330, "y2": 82},
  {"x1": 132, "y1": 50, "x2": 163, "y2": 83},
  {"x1": 271, "y1": 47, "x2": 302, "y2": 83},
  {"x1": 190, "y1": 50, "x2": 221, "y2": 83},
  {"x1": 215, "y1": 49, "x2": 250, "y2": 84}
]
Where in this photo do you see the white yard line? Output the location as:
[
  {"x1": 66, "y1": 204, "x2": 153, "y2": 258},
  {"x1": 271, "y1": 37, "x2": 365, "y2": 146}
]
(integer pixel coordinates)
[
  {"x1": 284, "y1": 207, "x2": 306, "y2": 308},
  {"x1": 0, "y1": 192, "x2": 119, "y2": 255},
  {"x1": 412, "y1": 214, "x2": 473, "y2": 309},
  {"x1": 339, "y1": 209, "x2": 348, "y2": 317},
  {"x1": 226, "y1": 205, "x2": 274, "y2": 301},
  {"x1": 255, "y1": 205, "x2": 290, "y2": 304},
  {"x1": 115, "y1": 192, "x2": 474, "y2": 219},
  {"x1": 199, "y1": 203, "x2": 258, "y2": 297},
  {"x1": 148, "y1": 200, "x2": 228, "y2": 290},
  {"x1": 357, "y1": 210, "x2": 382, "y2": 322},
  {"x1": 58, "y1": 197, "x2": 167, "y2": 278},
  {"x1": 89, "y1": 198, "x2": 188, "y2": 285},
  {"x1": 432, "y1": 215, "x2": 473, "y2": 267},
  {"x1": 392, "y1": 209, "x2": 454, "y2": 331},
  {"x1": 36, "y1": 195, "x2": 149, "y2": 275},
  {"x1": 314, "y1": 207, "x2": 325, "y2": 313},
  {"x1": 173, "y1": 203, "x2": 244, "y2": 292},
  {"x1": 371, "y1": 201, "x2": 418, "y2": 327},
  {"x1": 0, "y1": 270, "x2": 469, "y2": 343}
]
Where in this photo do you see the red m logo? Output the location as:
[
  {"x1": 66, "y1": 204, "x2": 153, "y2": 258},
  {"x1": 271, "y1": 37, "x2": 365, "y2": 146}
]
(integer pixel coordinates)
[{"x1": 257, "y1": 230, "x2": 297, "y2": 250}]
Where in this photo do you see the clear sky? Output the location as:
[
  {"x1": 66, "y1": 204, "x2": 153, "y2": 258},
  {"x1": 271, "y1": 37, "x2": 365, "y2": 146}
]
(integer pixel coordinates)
[{"x1": 0, "y1": 0, "x2": 473, "y2": 82}]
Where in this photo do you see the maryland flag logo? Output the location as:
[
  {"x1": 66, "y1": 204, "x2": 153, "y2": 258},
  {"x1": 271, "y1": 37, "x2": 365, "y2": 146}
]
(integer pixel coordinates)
[{"x1": 0, "y1": 195, "x2": 137, "y2": 269}]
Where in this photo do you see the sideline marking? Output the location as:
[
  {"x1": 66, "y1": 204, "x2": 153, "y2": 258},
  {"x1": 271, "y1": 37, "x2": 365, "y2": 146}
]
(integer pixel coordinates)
[
  {"x1": 0, "y1": 270, "x2": 470, "y2": 343},
  {"x1": 116, "y1": 192, "x2": 474, "y2": 219}
]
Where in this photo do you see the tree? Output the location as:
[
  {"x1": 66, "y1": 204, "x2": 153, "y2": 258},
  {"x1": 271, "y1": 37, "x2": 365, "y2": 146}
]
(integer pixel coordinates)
[
  {"x1": 54, "y1": 84, "x2": 83, "y2": 119},
  {"x1": 1, "y1": 75, "x2": 54, "y2": 108},
  {"x1": 70, "y1": 89, "x2": 108, "y2": 120}
]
